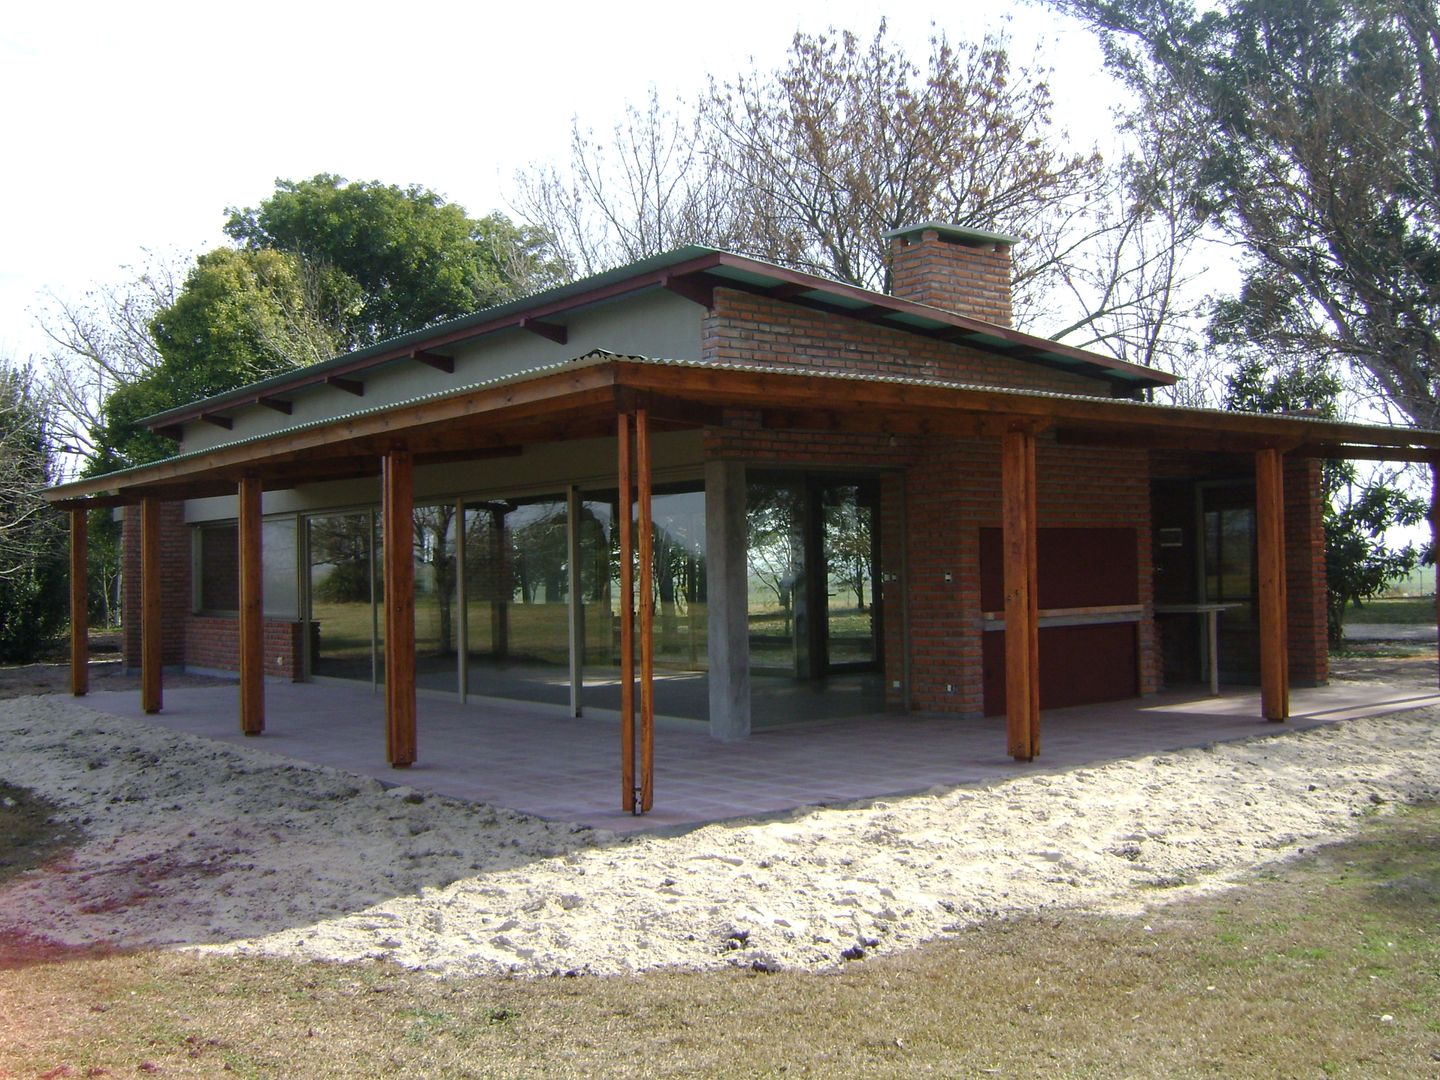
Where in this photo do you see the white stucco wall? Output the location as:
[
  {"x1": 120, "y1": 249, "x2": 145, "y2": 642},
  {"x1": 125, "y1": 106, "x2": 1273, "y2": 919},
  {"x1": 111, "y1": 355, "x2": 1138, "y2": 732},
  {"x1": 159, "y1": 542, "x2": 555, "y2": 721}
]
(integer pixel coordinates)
[{"x1": 175, "y1": 289, "x2": 704, "y2": 454}]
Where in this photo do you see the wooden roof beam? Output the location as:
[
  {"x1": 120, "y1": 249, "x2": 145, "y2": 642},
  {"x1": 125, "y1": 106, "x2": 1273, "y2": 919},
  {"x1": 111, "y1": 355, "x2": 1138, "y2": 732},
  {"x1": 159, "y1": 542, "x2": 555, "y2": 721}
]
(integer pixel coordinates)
[
  {"x1": 519, "y1": 318, "x2": 568, "y2": 345},
  {"x1": 1291, "y1": 443, "x2": 1440, "y2": 463},
  {"x1": 326, "y1": 375, "x2": 364, "y2": 396},
  {"x1": 257, "y1": 396, "x2": 292, "y2": 414},
  {"x1": 412, "y1": 349, "x2": 455, "y2": 373},
  {"x1": 202, "y1": 413, "x2": 233, "y2": 430},
  {"x1": 661, "y1": 272, "x2": 716, "y2": 309}
]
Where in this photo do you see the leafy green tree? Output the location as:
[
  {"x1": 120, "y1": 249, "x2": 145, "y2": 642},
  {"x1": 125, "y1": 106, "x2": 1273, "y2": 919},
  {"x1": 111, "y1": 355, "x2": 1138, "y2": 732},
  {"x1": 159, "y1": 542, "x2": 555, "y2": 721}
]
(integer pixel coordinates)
[
  {"x1": 0, "y1": 364, "x2": 67, "y2": 661},
  {"x1": 225, "y1": 174, "x2": 563, "y2": 346},
  {"x1": 1223, "y1": 354, "x2": 1427, "y2": 641},
  {"x1": 88, "y1": 247, "x2": 343, "y2": 472}
]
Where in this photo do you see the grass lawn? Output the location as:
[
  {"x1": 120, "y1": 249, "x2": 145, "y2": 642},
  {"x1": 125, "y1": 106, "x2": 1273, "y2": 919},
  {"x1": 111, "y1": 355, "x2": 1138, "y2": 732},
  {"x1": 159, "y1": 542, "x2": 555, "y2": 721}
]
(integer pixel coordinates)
[
  {"x1": 1345, "y1": 596, "x2": 1436, "y2": 625},
  {"x1": 2, "y1": 788, "x2": 1438, "y2": 1078}
]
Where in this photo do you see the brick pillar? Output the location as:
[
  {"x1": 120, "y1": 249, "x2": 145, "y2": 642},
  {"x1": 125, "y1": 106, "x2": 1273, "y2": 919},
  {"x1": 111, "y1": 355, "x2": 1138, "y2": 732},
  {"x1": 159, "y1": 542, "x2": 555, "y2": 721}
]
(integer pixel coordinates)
[
  {"x1": 1284, "y1": 457, "x2": 1329, "y2": 686},
  {"x1": 885, "y1": 223, "x2": 1016, "y2": 326}
]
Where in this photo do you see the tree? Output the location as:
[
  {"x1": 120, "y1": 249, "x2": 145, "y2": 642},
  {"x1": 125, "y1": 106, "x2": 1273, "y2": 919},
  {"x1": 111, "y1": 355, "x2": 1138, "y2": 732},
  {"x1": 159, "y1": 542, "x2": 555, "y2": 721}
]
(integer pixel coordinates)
[
  {"x1": 87, "y1": 247, "x2": 345, "y2": 473},
  {"x1": 1052, "y1": 0, "x2": 1440, "y2": 428},
  {"x1": 226, "y1": 174, "x2": 564, "y2": 347},
  {"x1": 1223, "y1": 353, "x2": 1427, "y2": 640},
  {"x1": 37, "y1": 251, "x2": 182, "y2": 467},
  {"x1": 0, "y1": 363, "x2": 68, "y2": 661},
  {"x1": 516, "y1": 23, "x2": 1204, "y2": 366}
]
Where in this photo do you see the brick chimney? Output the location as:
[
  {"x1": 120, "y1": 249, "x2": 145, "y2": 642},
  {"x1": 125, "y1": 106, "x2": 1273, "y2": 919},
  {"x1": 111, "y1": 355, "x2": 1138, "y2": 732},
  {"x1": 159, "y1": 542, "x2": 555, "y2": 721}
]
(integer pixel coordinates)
[{"x1": 883, "y1": 222, "x2": 1017, "y2": 327}]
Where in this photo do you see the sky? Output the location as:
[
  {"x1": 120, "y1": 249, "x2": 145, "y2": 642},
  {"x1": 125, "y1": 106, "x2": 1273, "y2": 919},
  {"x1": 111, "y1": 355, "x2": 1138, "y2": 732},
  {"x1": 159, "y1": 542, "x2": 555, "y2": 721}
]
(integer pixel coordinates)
[{"x1": 0, "y1": 0, "x2": 1120, "y2": 363}]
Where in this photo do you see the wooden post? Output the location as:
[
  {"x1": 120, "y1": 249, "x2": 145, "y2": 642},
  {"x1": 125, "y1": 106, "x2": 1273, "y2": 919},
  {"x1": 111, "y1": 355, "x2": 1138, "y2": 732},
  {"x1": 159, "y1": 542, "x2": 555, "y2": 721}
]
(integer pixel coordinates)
[
  {"x1": 140, "y1": 497, "x2": 163, "y2": 714},
  {"x1": 1256, "y1": 448, "x2": 1290, "y2": 722},
  {"x1": 618, "y1": 414, "x2": 636, "y2": 812},
  {"x1": 636, "y1": 408, "x2": 655, "y2": 813},
  {"x1": 1001, "y1": 428, "x2": 1039, "y2": 760},
  {"x1": 69, "y1": 509, "x2": 88, "y2": 696},
  {"x1": 238, "y1": 475, "x2": 265, "y2": 735},
  {"x1": 382, "y1": 449, "x2": 417, "y2": 766},
  {"x1": 1025, "y1": 429, "x2": 1040, "y2": 756}
]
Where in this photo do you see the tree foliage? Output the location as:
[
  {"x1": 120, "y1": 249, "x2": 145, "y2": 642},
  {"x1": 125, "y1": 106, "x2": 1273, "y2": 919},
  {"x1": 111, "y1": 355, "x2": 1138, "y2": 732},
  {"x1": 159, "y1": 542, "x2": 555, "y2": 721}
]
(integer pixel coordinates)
[
  {"x1": 1053, "y1": 0, "x2": 1440, "y2": 427},
  {"x1": 1224, "y1": 354, "x2": 1427, "y2": 640},
  {"x1": 226, "y1": 174, "x2": 563, "y2": 347},
  {"x1": 0, "y1": 364, "x2": 67, "y2": 661},
  {"x1": 67, "y1": 176, "x2": 563, "y2": 475}
]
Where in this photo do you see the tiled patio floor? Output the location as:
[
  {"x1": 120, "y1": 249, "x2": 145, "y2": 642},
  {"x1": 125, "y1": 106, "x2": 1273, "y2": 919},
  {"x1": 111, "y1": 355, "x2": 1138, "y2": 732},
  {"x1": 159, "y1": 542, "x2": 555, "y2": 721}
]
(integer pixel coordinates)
[{"x1": 83, "y1": 678, "x2": 1440, "y2": 833}]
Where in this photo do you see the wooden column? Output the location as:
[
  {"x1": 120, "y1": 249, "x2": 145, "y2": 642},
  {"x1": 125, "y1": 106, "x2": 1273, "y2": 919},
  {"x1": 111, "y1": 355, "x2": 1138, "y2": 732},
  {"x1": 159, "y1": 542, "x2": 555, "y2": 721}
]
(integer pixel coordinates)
[
  {"x1": 1001, "y1": 427, "x2": 1040, "y2": 760},
  {"x1": 69, "y1": 509, "x2": 88, "y2": 696},
  {"x1": 140, "y1": 497, "x2": 163, "y2": 714},
  {"x1": 636, "y1": 408, "x2": 655, "y2": 813},
  {"x1": 617, "y1": 414, "x2": 636, "y2": 812},
  {"x1": 382, "y1": 449, "x2": 417, "y2": 766},
  {"x1": 566, "y1": 485, "x2": 583, "y2": 717},
  {"x1": 238, "y1": 475, "x2": 265, "y2": 736},
  {"x1": 1256, "y1": 448, "x2": 1290, "y2": 722}
]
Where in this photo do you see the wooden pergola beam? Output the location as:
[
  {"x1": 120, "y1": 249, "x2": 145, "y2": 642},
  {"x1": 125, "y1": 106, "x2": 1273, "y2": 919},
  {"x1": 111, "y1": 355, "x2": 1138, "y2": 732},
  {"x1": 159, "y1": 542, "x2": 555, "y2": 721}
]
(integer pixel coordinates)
[
  {"x1": 1001, "y1": 427, "x2": 1040, "y2": 760},
  {"x1": 140, "y1": 497, "x2": 162, "y2": 714},
  {"x1": 618, "y1": 414, "x2": 636, "y2": 813},
  {"x1": 238, "y1": 475, "x2": 264, "y2": 736},
  {"x1": 1256, "y1": 448, "x2": 1290, "y2": 722},
  {"x1": 69, "y1": 509, "x2": 87, "y2": 696},
  {"x1": 382, "y1": 449, "x2": 417, "y2": 766}
]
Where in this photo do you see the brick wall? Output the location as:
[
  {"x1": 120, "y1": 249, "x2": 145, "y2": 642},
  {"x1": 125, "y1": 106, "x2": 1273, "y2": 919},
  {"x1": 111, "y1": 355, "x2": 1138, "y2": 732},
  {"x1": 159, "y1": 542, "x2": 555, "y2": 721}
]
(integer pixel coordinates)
[
  {"x1": 1285, "y1": 457, "x2": 1329, "y2": 686},
  {"x1": 703, "y1": 288, "x2": 1108, "y2": 397},
  {"x1": 121, "y1": 501, "x2": 188, "y2": 670},
  {"x1": 888, "y1": 229, "x2": 1013, "y2": 325},
  {"x1": 704, "y1": 419, "x2": 1158, "y2": 719},
  {"x1": 122, "y1": 503, "x2": 305, "y2": 679},
  {"x1": 901, "y1": 435, "x2": 1156, "y2": 716},
  {"x1": 186, "y1": 616, "x2": 304, "y2": 680}
]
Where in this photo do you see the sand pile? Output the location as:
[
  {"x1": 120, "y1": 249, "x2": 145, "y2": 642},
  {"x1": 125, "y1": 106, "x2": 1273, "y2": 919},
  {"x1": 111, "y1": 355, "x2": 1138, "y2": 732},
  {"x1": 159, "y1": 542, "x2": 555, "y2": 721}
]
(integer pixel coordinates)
[{"x1": 1, "y1": 695, "x2": 1437, "y2": 976}]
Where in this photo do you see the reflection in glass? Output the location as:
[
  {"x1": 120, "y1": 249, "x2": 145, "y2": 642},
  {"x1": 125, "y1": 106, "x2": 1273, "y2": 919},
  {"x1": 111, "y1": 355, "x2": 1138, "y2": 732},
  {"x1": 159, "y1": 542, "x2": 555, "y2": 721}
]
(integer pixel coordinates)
[
  {"x1": 307, "y1": 512, "x2": 374, "y2": 681},
  {"x1": 579, "y1": 486, "x2": 707, "y2": 718},
  {"x1": 413, "y1": 505, "x2": 458, "y2": 694},
  {"x1": 746, "y1": 480, "x2": 805, "y2": 674},
  {"x1": 463, "y1": 496, "x2": 571, "y2": 705},
  {"x1": 822, "y1": 484, "x2": 877, "y2": 667},
  {"x1": 262, "y1": 517, "x2": 298, "y2": 619}
]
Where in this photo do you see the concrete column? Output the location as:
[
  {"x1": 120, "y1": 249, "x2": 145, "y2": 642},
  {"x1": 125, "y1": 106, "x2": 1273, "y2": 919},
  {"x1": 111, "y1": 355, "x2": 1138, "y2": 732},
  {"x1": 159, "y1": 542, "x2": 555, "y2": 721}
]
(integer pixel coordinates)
[{"x1": 705, "y1": 459, "x2": 750, "y2": 741}]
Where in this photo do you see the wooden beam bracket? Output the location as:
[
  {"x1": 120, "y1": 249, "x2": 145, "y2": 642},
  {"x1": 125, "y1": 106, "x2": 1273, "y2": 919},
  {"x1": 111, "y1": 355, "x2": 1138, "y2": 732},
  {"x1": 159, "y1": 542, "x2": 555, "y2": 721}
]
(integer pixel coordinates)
[
  {"x1": 413, "y1": 349, "x2": 455, "y2": 373},
  {"x1": 327, "y1": 375, "x2": 364, "y2": 396},
  {"x1": 519, "y1": 318, "x2": 568, "y2": 345},
  {"x1": 257, "y1": 396, "x2": 293, "y2": 415}
]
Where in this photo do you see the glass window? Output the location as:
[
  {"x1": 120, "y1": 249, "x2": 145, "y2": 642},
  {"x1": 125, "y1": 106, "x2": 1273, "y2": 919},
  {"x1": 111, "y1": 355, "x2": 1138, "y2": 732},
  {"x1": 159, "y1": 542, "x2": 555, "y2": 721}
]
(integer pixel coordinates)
[
  {"x1": 196, "y1": 524, "x2": 239, "y2": 612},
  {"x1": 307, "y1": 512, "x2": 374, "y2": 681},
  {"x1": 579, "y1": 484, "x2": 707, "y2": 719},
  {"x1": 262, "y1": 517, "x2": 299, "y2": 619},
  {"x1": 414, "y1": 505, "x2": 458, "y2": 694},
  {"x1": 463, "y1": 496, "x2": 571, "y2": 706}
]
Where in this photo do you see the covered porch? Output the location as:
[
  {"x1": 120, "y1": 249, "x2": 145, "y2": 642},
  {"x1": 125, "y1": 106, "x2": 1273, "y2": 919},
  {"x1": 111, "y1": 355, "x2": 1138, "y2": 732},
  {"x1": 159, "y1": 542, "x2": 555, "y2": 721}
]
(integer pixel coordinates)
[
  {"x1": 47, "y1": 353, "x2": 1440, "y2": 817},
  {"x1": 81, "y1": 676, "x2": 1440, "y2": 833}
]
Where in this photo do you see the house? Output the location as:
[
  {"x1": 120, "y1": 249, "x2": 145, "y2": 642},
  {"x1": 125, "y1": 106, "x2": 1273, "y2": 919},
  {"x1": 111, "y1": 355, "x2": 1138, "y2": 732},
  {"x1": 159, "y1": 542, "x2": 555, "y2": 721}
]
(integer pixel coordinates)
[{"x1": 44, "y1": 223, "x2": 1440, "y2": 814}]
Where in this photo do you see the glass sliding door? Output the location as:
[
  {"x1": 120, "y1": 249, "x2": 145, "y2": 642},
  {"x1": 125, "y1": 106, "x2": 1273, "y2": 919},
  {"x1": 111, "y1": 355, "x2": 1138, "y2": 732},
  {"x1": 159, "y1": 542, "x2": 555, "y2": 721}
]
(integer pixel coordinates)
[
  {"x1": 745, "y1": 478, "x2": 807, "y2": 675},
  {"x1": 578, "y1": 485, "x2": 708, "y2": 719},
  {"x1": 413, "y1": 504, "x2": 458, "y2": 695},
  {"x1": 307, "y1": 512, "x2": 375, "y2": 682},
  {"x1": 820, "y1": 482, "x2": 880, "y2": 669},
  {"x1": 462, "y1": 495, "x2": 571, "y2": 706}
]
